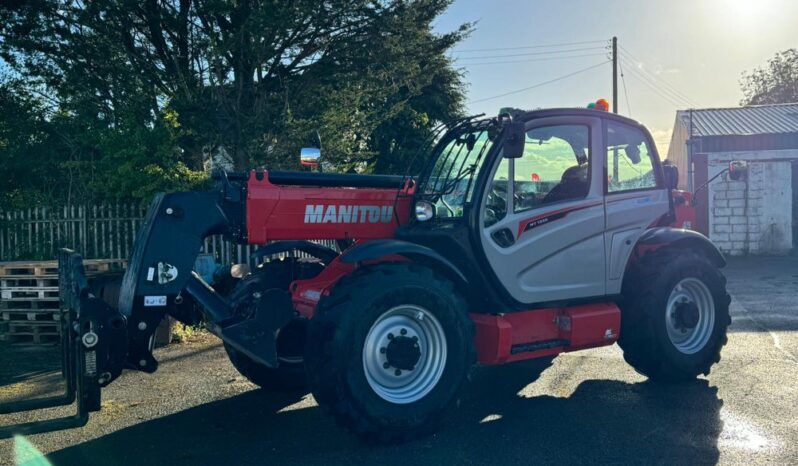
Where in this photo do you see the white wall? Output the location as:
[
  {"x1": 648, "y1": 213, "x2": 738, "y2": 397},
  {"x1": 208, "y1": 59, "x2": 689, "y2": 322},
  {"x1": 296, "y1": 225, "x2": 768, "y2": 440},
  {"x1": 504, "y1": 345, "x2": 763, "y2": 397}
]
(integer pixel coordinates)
[{"x1": 708, "y1": 149, "x2": 796, "y2": 255}]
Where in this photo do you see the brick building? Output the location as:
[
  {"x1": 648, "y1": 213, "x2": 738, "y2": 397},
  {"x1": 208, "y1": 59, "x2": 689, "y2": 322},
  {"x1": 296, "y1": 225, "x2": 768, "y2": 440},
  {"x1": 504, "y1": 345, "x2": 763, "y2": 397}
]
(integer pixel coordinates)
[{"x1": 667, "y1": 104, "x2": 798, "y2": 255}]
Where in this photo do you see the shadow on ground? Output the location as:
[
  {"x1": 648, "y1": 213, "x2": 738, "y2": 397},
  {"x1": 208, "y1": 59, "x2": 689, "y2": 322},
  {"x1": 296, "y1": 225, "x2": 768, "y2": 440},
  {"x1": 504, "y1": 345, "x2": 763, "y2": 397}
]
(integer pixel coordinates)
[{"x1": 47, "y1": 358, "x2": 723, "y2": 466}]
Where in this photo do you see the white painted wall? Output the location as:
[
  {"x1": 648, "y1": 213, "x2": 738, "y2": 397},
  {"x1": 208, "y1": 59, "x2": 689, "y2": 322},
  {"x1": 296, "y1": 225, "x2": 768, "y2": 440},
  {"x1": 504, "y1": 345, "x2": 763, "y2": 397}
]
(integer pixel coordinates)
[{"x1": 707, "y1": 149, "x2": 796, "y2": 255}]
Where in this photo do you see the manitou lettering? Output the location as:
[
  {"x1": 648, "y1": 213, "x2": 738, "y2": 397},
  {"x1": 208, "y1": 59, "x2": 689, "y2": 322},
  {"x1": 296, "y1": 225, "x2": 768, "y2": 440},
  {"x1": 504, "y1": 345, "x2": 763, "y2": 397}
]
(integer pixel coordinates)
[{"x1": 304, "y1": 204, "x2": 394, "y2": 224}]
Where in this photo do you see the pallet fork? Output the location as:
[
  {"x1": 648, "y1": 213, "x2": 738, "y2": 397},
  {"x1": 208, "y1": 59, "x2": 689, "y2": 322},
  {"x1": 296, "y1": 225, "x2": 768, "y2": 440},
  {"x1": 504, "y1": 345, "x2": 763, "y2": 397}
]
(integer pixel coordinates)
[{"x1": 0, "y1": 250, "x2": 127, "y2": 439}]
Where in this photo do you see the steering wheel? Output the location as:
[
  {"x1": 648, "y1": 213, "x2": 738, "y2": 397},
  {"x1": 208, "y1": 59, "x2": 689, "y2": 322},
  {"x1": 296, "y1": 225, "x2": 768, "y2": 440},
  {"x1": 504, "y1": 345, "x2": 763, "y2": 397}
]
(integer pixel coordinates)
[{"x1": 485, "y1": 185, "x2": 507, "y2": 226}]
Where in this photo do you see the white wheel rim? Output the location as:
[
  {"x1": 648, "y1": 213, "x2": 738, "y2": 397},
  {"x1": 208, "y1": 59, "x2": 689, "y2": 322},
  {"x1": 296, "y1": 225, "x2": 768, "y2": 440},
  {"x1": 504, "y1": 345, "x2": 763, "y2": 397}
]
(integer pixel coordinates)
[
  {"x1": 362, "y1": 305, "x2": 447, "y2": 404},
  {"x1": 665, "y1": 278, "x2": 715, "y2": 354}
]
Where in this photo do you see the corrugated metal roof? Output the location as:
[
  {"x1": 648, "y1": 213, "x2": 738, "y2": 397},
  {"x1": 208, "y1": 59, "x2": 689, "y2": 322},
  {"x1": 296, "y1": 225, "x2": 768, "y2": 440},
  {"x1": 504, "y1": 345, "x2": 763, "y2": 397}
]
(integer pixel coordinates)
[{"x1": 676, "y1": 103, "x2": 798, "y2": 137}]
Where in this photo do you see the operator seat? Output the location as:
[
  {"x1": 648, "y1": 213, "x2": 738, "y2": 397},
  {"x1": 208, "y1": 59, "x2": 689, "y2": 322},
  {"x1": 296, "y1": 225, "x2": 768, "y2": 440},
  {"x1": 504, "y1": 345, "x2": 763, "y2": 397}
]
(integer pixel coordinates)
[{"x1": 541, "y1": 163, "x2": 588, "y2": 204}]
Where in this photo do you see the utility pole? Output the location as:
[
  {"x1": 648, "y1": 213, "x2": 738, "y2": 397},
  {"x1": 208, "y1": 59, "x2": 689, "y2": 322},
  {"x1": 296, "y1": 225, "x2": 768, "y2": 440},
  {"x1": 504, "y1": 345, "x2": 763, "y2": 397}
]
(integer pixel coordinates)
[
  {"x1": 612, "y1": 36, "x2": 618, "y2": 114},
  {"x1": 611, "y1": 36, "x2": 619, "y2": 182}
]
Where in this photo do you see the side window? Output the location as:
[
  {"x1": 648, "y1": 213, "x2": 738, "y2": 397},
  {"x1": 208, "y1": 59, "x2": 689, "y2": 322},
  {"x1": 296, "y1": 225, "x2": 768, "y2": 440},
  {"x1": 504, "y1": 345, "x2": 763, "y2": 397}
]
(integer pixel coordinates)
[
  {"x1": 514, "y1": 125, "x2": 590, "y2": 213},
  {"x1": 606, "y1": 121, "x2": 659, "y2": 193}
]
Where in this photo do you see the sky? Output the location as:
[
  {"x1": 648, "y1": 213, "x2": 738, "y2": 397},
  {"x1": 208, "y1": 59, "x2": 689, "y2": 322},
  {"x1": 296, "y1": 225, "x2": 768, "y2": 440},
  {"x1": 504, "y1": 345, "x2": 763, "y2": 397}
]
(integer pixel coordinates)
[{"x1": 434, "y1": 0, "x2": 798, "y2": 155}]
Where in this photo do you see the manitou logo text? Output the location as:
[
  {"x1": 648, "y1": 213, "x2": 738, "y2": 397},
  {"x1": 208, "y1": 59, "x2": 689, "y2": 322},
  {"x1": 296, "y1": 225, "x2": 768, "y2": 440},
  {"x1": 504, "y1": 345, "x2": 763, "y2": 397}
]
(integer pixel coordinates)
[{"x1": 304, "y1": 204, "x2": 394, "y2": 224}]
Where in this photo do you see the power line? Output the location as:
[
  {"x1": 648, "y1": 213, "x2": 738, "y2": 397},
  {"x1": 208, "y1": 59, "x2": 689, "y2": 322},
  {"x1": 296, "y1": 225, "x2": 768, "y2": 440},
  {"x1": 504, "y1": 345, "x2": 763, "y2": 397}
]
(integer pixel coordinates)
[
  {"x1": 619, "y1": 46, "x2": 699, "y2": 107},
  {"x1": 452, "y1": 39, "x2": 606, "y2": 53},
  {"x1": 469, "y1": 61, "x2": 610, "y2": 104},
  {"x1": 456, "y1": 52, "x2": 607, "y2": 67},
  {"x1": 452, "y1": 46, "x2": 606, "y2": 61},
  {"x1": 620, "y1": 52, "x2": 697, "y2": 108},
  {"x1": 623, "y1": 65, "x2": 689, "y2": 108},
  {"x1": 619, "y1": 55, "x2": 632, "y2": 116}
]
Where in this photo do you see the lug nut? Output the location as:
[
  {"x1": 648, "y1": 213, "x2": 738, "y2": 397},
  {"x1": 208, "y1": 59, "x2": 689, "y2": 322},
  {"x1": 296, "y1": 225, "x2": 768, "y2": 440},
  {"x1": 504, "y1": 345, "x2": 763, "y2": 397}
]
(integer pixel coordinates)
[
  {"x1": 387, "y1": 333, "x2": 394, "y2": 340},
  {"x1": 380, "y1": 347, "x2": 386, "y2": 354},
  {"x1": 412, "y1": 336, "x2": 418, "y2": 342},
  {"x1": 383, "y1": 362, "x2": 390, "y2": 369},
  {"x1": 400, "y1": 328, "x2": 407, "y2": 335},
  {"x1": 394, "y1": 369, "x2": 402, "y2": 376}
]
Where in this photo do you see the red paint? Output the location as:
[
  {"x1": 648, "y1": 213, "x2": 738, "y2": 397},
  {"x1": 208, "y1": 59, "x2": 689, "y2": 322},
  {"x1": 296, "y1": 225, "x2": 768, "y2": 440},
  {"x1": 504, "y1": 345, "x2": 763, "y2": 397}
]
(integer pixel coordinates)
[
  {"x1": 290, "y1": 247, "x2": 409, "y2": 318},
  {"x1": 671, "y1": 190, "x2": 697, "y2": 230},
  {"x1": 246, "y1": 171, "x2": 413, "y2": 243},
  {"x1": 471, "y1": 303, "x2": 620, "y2": 365}
]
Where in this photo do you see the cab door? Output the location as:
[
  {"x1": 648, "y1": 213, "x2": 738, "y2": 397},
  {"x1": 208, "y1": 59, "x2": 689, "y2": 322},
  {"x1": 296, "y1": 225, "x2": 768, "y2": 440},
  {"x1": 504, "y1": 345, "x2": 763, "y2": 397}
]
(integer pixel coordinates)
[
  {"x1": 603, "y1": 120, "x2": 670, "y2": 294},
  {"x1": 479, "y1": 116, "x2": 606, "y2": 305}
]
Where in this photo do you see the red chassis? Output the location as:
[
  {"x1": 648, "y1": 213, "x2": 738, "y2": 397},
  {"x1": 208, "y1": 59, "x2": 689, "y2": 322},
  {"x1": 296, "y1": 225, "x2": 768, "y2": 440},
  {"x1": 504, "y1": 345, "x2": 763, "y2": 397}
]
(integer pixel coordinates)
[{"x1": 245, "y1": 171, "x2": 624, "y2": 366}]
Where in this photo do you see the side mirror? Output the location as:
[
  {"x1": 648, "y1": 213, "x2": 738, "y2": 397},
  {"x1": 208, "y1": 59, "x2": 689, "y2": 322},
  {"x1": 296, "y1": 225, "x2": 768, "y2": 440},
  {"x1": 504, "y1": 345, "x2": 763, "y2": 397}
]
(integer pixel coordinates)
[
  {"x1": 728, "y1": 160, "x2": 748, "y2": 181},
  {"x1": 300, "y1": 147, "x2": 321, "y2": 167},
  {"x1": 662, "y1": 161, "x2": 679, "y2": 190},
  {"x1": 503, "y1": 120, "x2": 526, "y2": 159}
]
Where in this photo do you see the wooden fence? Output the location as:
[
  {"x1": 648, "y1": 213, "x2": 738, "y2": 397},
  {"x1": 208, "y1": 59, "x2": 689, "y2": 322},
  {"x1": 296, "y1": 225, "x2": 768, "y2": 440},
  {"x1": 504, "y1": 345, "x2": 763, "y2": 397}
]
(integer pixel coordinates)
[{"x1": 0, "y1": 204, "x2": 336, "y2": 264}]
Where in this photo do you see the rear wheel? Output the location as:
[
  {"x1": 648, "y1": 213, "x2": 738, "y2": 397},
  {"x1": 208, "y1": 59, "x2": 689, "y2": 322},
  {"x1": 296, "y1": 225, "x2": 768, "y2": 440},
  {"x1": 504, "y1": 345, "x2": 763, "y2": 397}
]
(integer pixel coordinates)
[
  {"x1": 305, "y1": 264, "x2": 475, "y2": 444},
  {"x1": 619, "y1": 249, "x2": 731, "y2": 382}
]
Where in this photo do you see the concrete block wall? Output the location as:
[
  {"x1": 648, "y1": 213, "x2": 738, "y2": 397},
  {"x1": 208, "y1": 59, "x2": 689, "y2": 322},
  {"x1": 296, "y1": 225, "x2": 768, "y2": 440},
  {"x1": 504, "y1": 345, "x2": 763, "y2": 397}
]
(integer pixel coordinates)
[{"x1": 709, "y1": 157, "x2": 793, "y2": 255}]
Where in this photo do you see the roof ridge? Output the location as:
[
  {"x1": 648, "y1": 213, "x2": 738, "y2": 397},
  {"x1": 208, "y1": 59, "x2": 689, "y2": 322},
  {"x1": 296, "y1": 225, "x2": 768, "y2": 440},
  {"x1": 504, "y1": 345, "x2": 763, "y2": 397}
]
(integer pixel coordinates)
[{"x1": 676, "y1": 102, "x2": 798, "y2": 113}]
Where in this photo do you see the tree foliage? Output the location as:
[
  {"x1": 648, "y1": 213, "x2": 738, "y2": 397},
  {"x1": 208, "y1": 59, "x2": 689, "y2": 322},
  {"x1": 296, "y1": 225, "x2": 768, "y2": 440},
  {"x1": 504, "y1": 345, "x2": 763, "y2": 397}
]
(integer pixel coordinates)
[
  {"x1": 0, "y1": 0, "x2": 468, "y2": 206},
  {"x1": 741, "y1": 48, "x2": 798, "y2": 105}
]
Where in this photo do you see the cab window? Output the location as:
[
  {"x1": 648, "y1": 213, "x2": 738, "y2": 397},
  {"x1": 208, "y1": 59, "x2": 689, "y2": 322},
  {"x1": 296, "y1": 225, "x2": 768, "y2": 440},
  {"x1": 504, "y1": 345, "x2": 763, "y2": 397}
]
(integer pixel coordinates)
[
  {"x1": 606, "y1": 121, "x2": 659, "y2": 192},
  {"x1": 484, "y1": 124, "x2": 590, "y2": 226},
  {"x1": 514, "y1": 124, "x2": 591, "y2": 213}
]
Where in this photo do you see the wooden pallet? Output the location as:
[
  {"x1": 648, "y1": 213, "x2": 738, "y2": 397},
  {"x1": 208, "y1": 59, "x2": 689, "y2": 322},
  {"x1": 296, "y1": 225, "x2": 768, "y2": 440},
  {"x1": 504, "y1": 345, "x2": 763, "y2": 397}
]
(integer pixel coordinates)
[
  {"x1": 0, "y1": 277, "x2": 59, "y2": 288},
  {"x1": 0, "y1": 321, "x2": 61, "y2": 344},
  {"x1": 0, "y1": 259, "x2": 126, "y2": 278},
  {"x1": 1, "y1": 287, "x2": 59, "y2": 300},
  {"x1": 0, "y1": 299, "x2": 61, "y2": 311},
  {"x1": 1, "y1": 309, "x2": 61, "y2": 321}
]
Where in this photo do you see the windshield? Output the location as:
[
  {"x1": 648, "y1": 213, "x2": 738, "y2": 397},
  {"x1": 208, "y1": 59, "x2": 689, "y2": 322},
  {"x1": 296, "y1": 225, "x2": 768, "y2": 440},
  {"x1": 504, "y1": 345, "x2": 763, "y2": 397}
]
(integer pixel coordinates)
[{"x1": 421, "y1": 120, "x2": 496, "y2": 218}]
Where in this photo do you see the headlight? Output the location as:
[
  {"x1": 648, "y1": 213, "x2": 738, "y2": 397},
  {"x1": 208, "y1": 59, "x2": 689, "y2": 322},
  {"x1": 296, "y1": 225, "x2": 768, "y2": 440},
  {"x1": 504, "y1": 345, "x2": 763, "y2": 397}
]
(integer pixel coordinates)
[{"x1": 415, "y1": 200, "x2": 435, "y2": 222}]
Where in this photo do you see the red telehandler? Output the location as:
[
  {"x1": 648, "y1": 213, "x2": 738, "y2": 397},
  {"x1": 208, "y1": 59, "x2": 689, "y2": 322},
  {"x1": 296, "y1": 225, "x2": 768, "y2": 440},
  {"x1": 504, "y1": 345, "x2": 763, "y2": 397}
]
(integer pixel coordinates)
[{"x1": 0, "y1": 106, "x2": 730, "y2": 443}]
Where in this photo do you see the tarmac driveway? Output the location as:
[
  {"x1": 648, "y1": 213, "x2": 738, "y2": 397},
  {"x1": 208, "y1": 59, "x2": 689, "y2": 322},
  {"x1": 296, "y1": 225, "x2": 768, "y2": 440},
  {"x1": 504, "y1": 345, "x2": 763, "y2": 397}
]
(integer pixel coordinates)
[{"x1": 1, "y1": 255, "x2": 796, "y2": 465}]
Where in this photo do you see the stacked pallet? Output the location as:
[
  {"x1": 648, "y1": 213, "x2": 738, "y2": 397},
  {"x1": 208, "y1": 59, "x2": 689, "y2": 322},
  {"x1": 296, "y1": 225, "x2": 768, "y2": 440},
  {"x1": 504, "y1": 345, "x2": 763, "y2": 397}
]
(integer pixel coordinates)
[{"x1": 0, "y1": 259, "x2": 125, "y2": 344}]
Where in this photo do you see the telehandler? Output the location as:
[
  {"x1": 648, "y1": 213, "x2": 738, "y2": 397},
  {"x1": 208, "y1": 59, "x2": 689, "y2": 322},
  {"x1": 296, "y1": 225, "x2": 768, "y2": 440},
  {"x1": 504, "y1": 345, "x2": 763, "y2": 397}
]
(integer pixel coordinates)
[{"x1": 0, "y1": 104, "x2": 730, "y2": 443}]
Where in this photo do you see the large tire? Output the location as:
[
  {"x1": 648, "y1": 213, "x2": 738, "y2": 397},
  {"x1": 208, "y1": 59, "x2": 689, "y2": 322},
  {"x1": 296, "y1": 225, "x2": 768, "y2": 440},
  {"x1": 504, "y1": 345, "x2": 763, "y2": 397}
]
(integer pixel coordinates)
[
  {"x1": 618, "y1": 249, "x2": 731, "y2": 382},
  {"x1": 305, "y1": 264, "x2": 475, "y2": 444},
  {"x1": 224, "y1": 258, "x2": 322, "y2": 392}
]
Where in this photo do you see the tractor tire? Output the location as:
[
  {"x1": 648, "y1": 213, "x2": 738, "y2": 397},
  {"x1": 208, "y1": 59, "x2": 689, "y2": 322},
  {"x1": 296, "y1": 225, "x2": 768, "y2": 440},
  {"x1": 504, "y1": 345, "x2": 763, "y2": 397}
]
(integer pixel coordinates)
[
  {"x1": 224, "y1": 258, "x2": 322, "y2": 392},
  {"x1": 618, "y1": 249, "x2": 731, "y2": 382},
  {"x1": 223, "y1": 321, "x2": 307, "y2": 392},
  {"x1": 305, "y1": 263, "x2": 475, "y2": 444}
]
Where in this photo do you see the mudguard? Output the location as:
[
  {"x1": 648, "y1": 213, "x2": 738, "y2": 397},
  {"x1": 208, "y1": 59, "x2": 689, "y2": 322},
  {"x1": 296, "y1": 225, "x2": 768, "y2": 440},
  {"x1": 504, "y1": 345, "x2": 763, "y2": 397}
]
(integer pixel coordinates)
[
  {"x1": 635, "y1": 227, "x2": 726, "y2": 267},
  {"x1": 340, "y1": 239, "x2": 469, "y2": 284}
]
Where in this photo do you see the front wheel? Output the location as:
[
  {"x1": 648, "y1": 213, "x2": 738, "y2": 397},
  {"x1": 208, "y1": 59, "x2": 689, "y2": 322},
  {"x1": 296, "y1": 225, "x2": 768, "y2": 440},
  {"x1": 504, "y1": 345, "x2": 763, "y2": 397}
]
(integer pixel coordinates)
[
  {"x1": 619, "y1": 249, "x2": 731, "y2": 382},
  {"x1": 305, "y1": 264, "x2": 475, "y2": 444}
]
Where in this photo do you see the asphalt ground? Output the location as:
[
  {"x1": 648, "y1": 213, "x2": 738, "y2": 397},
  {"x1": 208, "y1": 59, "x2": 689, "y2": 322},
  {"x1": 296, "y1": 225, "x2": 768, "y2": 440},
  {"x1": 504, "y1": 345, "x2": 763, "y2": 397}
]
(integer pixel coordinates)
[{"x1": 1, "y1": 256, "x2": 796, "y2": 465}]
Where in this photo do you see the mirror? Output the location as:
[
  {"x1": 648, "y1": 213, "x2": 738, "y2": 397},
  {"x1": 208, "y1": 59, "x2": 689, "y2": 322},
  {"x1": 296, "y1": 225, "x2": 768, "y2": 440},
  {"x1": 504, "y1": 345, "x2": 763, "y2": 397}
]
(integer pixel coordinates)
[
  {"x1": 728, "y1": 160, "x2": 748, "y2": 181},
  {"x1": 503, "y1": 120, "x2": 526, "y2": 159},
  {"x1": 662, "y1": 160, "x2": 679, "y2": 190},
  {"x1": 300, "y1": 147, "x2": 321, "y2": 167}
]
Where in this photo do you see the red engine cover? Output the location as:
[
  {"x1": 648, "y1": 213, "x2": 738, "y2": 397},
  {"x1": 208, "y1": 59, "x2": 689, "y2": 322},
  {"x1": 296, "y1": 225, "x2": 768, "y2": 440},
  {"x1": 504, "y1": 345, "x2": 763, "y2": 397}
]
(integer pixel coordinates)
[{"x1": 246, "y1": 171, "x2": 413, "y2": 243}]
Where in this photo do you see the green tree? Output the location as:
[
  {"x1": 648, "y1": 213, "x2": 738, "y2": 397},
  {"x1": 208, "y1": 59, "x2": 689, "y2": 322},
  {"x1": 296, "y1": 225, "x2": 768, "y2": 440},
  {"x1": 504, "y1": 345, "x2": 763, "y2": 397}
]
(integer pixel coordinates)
[
  {"x1": 0, "y1": 0, "x2": 468, "y2": 204},
  {"x1": 741, "y1": 49, "x2": 798, "y2": 105}
]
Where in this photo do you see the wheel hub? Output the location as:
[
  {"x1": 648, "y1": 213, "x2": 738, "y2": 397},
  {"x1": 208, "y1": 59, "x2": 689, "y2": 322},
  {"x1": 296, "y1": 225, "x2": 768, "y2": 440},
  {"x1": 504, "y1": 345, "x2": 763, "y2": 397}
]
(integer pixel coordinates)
[
  {"x1": 385, "y1": 335, "x2": 421, "y2": 371},
  {"x1": 665, "y1": 278, "x2": 715, "y2": 355},
  {"x1": 673, "y1": 300, "x2": 700, "y2": 329},
  {"x1": 362, "y1": 305, "x2": 447, "y2": 404}
]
